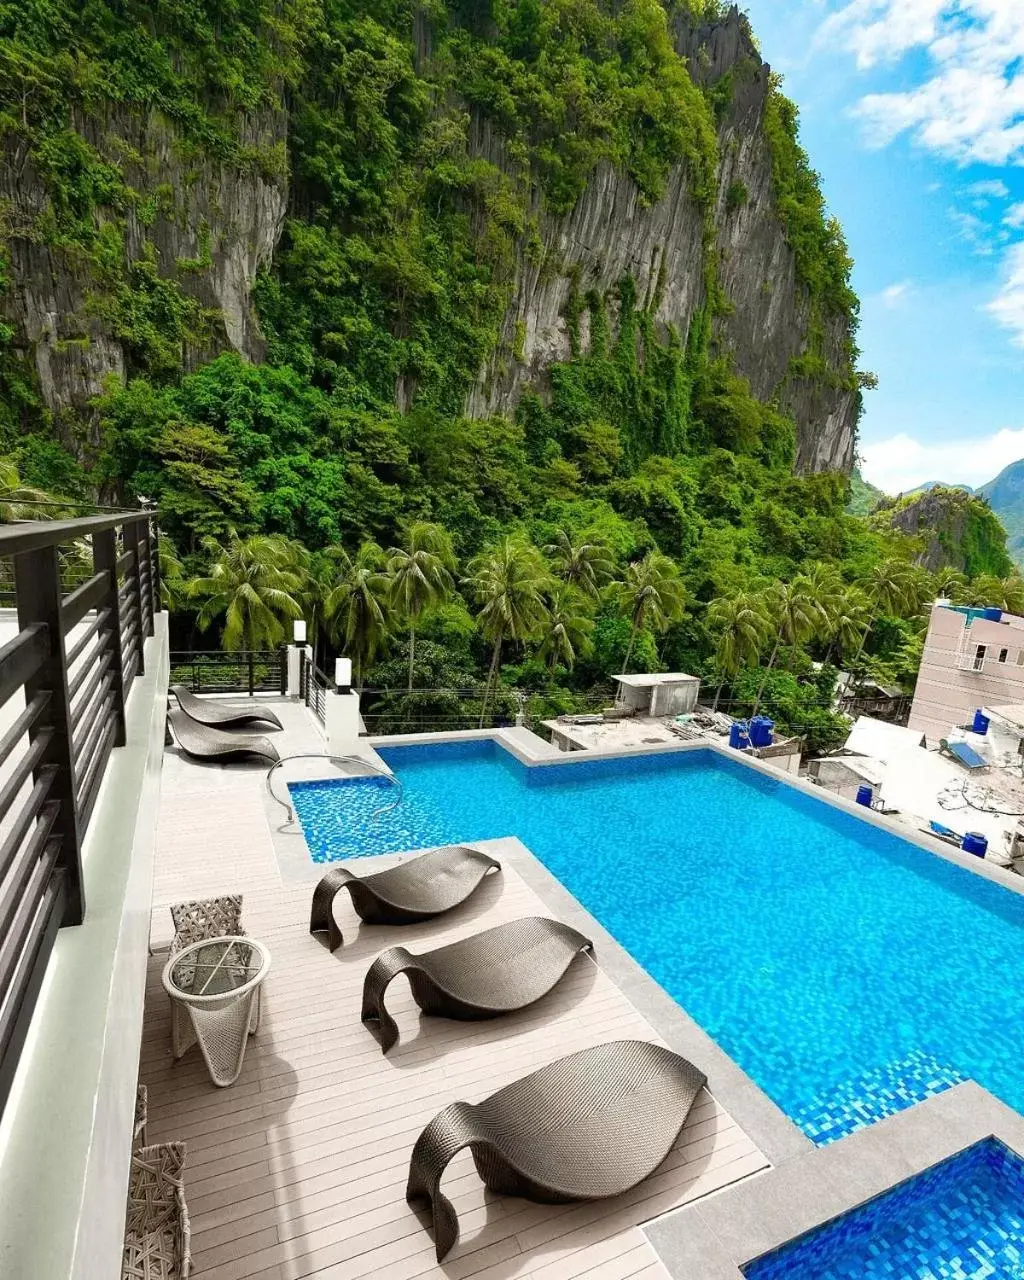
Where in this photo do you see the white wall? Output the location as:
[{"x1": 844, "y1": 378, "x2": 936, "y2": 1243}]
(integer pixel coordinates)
[{"x1": 0, "y1": 615, "x2": 169, "y2": 1280}]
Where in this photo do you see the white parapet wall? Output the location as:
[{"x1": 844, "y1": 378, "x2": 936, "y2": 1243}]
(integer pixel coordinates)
[{"x1": 0, "y1": 614, "x2": 170, "y2": 1280}]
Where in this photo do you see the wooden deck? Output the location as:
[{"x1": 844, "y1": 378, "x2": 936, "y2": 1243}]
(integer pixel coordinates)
[{"x1": 140, "y1": 705, "x2": 769, "y2": 1279}]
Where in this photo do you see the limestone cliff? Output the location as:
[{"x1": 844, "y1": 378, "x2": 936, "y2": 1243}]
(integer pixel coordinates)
[
  {"x1": 466, "y1": 7, "x2": 858, "y2": 474},
  {"x1": 0, "y1": 106, "x2": 286, "y2": 448},
  {"x1": 0, "y1": 1, "x2": 857, "y2": 478}
]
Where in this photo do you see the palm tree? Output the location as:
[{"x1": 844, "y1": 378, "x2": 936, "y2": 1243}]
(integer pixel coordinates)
[
  {"x1": 751, "y1": 575, "x2": 824, "y2": 717},
  {"x1": 464, "y1": 537, "x2": 551, "y2": 727},
  {"x1": 0, "y1": 456, "x2": 61, "y2": 522},
  {"x1": 388, "y1": 522, "x2": 455, "y2": 691},
  {"x1": 544, "y1": 530, "x2": 615, "y2": 599},
  {"x1": 705, "y1": 592, "x2": 771, "y2": 711},
  {"x1": 615, "y1": 551, "x2": 685, "y2": 673},
  {"x1": 933, "y1": 567, "x2": 969, "y2": 603},
  {"x1": 827, "y1": 585, "x2": 871, "y2": 666},
  {"x1": 157, "y1": 535, "x2": 189, "y2": 612},
  {"x1": 536, "y1": 585, "x2": 594, "y2": 673},
  {"x1": 853, "y1": 558, "x2": 925, "y2": 667},
  {"x1": 323, "y1": 542, "x2": 392, "y2": 688},
  {"x1": 968, "y1": 573, "x2": 1024, "y2": 615},
  {"x1": 190, "y1": 533, "x2": 305, "y2": 651}
]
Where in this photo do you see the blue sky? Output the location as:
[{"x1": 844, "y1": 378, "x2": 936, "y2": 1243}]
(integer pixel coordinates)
[{"x1": 739, "y1": 0, "x2": 1024, "y2": 492}]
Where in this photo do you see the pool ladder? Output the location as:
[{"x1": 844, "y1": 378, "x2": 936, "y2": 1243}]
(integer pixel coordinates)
[{"x1": 266, "y1": 753, "x2": 404, "y2": 831}]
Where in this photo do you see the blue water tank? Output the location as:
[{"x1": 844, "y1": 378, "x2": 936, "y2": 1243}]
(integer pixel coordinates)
[
  {"x1": 984, "y1": 606, "x2": 1003, "y2": 622},
  {"x1": 972, "y1": 709, "x2": 990, "y2": 735},
  {"x1": 749, "y1": 716, "x2": 775, "y2": 748},
  {"x1": 728, "y1": 722, "x2": 749, "y2": 750},
  {"x1": 961, "y1": 831, "x2": 989, "y2": 858},
  {"x1": 856, "y1": 784, "x2": 873, "y2": 808}
]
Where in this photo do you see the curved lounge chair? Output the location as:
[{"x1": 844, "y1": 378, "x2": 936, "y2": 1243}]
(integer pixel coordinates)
[
  {"x1": 406, "y1": 1039, "x2": 707, "y2": 1261},
  {"x1": 170, "y1": 684, "x2": 283, "y2": 731},
  {"x1": 167, "y1": 710, "x2": 280, "y2": 765},
  {"x1": 362, "y1": 916, "x2": 593, "y2": 1053},
  {"x1": 309, "y1": 846, "x2": 501, "y2": 952}
]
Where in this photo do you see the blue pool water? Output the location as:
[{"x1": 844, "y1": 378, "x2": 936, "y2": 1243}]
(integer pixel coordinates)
[
  {"x1": 743, "y1": 1138, "x2": 1024, "y2": 1279},
  {"x1": 289, "y1": 741, "x2": 1024, "y2": 1144}
]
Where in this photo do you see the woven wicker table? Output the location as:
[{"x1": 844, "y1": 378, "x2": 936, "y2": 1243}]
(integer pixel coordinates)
[{"x1": 162, "y1": 936, "x2": 270, "y2": 1087}]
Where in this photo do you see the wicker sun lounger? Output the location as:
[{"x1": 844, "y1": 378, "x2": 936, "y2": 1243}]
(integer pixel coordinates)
[
  {"x1": 167, "y1": 710, "x2": 280, "y2": 764},
  {"x1": 309, "y1": 846, "x2": 501, "y2": 951},
  {"x1": 362, "y1": 916, "x2": 593, "y2": 1053},
  {"x1": 407, "y1": 1039, "x2": 707, "y2": 1261},
  {"x1": 169, "y1": 684, "x2": 283, "y2": 730}
]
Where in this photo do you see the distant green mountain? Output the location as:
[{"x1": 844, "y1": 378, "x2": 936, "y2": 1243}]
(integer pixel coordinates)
[
  {"x1": 979, "y1": 461, "x2": 1024, "y2": 567},
  {"x1": 847, "y1": 469, "x2": 886, "y2": 515}
]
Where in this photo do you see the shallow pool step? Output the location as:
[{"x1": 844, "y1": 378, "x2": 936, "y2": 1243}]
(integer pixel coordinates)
[{"x1": 792, "y1": 1048, "x2": 965, "y2": 1145}]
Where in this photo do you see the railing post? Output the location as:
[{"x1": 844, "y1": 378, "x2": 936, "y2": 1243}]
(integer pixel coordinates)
[
  {"x1": 148, "y1": 515, "x2": 161, "y2": 617},
  {"x1": 279, "y1": 646, "x2": 288, "y2": 696},
  {"x1": 248, "y1": 652, "x2": 255, "y2": 698},
  {"x1": 93, "y1": 529, "x2": 128, "y2": 749},
  {"x1": 138, "y1": 516, "x2": 155, "y2": 637},
  {"x1": 13, "y1": 546, "x2": 84, "y2": 926},
  {"x1": 126, "y1": 519, "x2": 146, "y2": 677}
]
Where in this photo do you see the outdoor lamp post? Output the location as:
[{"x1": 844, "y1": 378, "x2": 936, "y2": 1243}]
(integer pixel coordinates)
[
  {"x1": 335, "y1": 657, "x2": 352, "y2": 693},
  {"x1": 293, "y1": 620, "x2": 307, "y2": 644}
]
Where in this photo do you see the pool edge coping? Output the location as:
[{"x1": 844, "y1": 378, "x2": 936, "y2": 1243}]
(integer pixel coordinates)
[{"x1": 644, "y1": 1080, "x2": 1024, "y2": 1278}]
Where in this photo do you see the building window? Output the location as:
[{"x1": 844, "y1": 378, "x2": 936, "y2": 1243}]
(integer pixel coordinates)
[
  {"x1": 999, "y1": 648, "x2": 1009, "y2": 663},
  {"x1": 973, "y1": 644, "x2": 987, "y2": 672}
]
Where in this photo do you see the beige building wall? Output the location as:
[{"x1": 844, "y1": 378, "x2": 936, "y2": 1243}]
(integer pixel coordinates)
[{"x1": 909, "y1": 603, "x2": 1024, "y2": 742}]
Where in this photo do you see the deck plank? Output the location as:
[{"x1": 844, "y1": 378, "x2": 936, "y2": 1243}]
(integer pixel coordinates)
[{"x1": 139, "y1": 704, "x2": 769, "y2": 1277}]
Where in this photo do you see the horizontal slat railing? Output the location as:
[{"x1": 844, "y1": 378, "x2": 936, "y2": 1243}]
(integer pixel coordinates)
[{"x1": 0, "y1": 508, "x2": 160, "y2": 1116}]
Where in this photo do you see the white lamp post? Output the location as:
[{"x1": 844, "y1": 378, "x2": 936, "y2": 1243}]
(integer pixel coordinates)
[
  {"x1": 335, "y1": 657, "x2": 352, "y2": 693},
  {"x1": 293, "y1": 619, "x2": 307, "y2": 644}
]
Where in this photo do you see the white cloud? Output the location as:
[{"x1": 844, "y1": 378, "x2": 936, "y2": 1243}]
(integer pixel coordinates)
[
  {"x1": 861, "y1": 426, "x2": 1024, "y2": 492},
  {"x1": 966, "y1": 179, "x2": 1010, "y2": 199},
  {"x1": 879, "y1": 280, "x2": 913, "y2": 306},
  {"x1": 1005, "y1": 202, "x2": 1024, "y2": 228},
  {"x1": 822, "y1": 1, "x2": 1024, "y2": 167},
  {"x1": 986, "y1": 242, "x2": 1024, "y2": 345}
]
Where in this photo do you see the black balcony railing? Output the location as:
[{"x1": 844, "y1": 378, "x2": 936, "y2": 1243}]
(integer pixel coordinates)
[
  {"x1": 169, "y1": 650, "x2": 287, "y2": 697},
  {"x1": 299, "y1": 651, "x2": 331, "y2": 727},
  {"x1": 0, "y1": 510, "x2": 160, "y2": 1116}
]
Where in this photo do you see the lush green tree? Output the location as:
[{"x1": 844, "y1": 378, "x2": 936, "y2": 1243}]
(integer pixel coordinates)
[
  {"x1": 752, "y1": 576, "x2": 825, "y2": 716},
  {"x1": 853, "y1": 558, "x2": 927, "y2": 668},
  {"x1": 157, "y1": 536, "x2": 189, "y2": 612},
  {"x1": 543, "y1": 529, "x2": 615, "y2": 599},
  {"x1": 536, "y1": 586, "x2": 594, "y2": 673},
  {"x1": 464, "y1": 536, "x2": 551, "y2": 726},
  {"x1": 190, "y1": 534, "x2": 305, "y2": 651},
  {"x1": 967, "y1": 574, "x2": 1024, "y2": 615},
  {"x1": 0, "y1": 456, "x2": 59, "y2": 521},
  {"x1": 827, "y1": 585, "x2": 871, "y2": 666},
  {"x1": 324, "y1": 542, "x2": 393, "y2": 688},
  {"x1": 387, "y1": 522, "x2": 456, "y2": 691},
  {"x1": 616, "y1": 550, "x2": 686, "y2": 672},
  {"x1": 705, "y1": 591, "x2": 771, "y2": 710}
]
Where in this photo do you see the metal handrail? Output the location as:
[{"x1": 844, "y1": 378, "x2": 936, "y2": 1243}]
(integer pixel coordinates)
[{"x1": 265, "y1": 753, "x2": 403, "y2": 831}]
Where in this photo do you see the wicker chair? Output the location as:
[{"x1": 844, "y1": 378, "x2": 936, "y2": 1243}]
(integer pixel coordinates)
[
  {"x1": 407, "y1": 1039, "x2": 707, "y2": 1261},
  {"x1": 134, "y1": 1085, "x2": 148, "y2": 1147},
  {"x1": 362, "y1": 916, "x2": 593, "y2": 1053},
  {"x1": 167, "y1": 897, "x2": 259, "y2": 1057},
  {"x1": 122, "y1": 1143, "x2": 191, "y2": 1280},
  {"x1": 310, "y1": 846, "x2": 502, "y2": 951}
]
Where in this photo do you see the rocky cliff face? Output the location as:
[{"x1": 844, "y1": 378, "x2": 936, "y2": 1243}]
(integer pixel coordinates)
[
  {"x1": 1, "y1": 3, "x2": 855, "y2": 477},
  {"x1": 880, "y1": 486, "x2": 1013, "y2": 577},
  {"x1": 466, "y1": 6, "x2": 857, "y2": 474},
  {"x1": 0, "y1": 105, "x2": 286, "y2": 446}
]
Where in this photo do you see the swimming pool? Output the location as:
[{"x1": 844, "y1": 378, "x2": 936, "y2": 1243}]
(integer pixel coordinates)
[
  {"x1": 743, "y1": 1137, "x2": 1024, "y2": 1279},
  {"x1": 289, "y1": 741, "x2": 1024, "y2": 1145}
]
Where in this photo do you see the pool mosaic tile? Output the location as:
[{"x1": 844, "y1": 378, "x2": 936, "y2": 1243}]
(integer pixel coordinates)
[
  {"x1": 743, "y1": 1137, "x2": 1024, "y2": 1280},
  {"x1": 790, "y1": 1050, "x2": 965, "y2": 1144}
]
